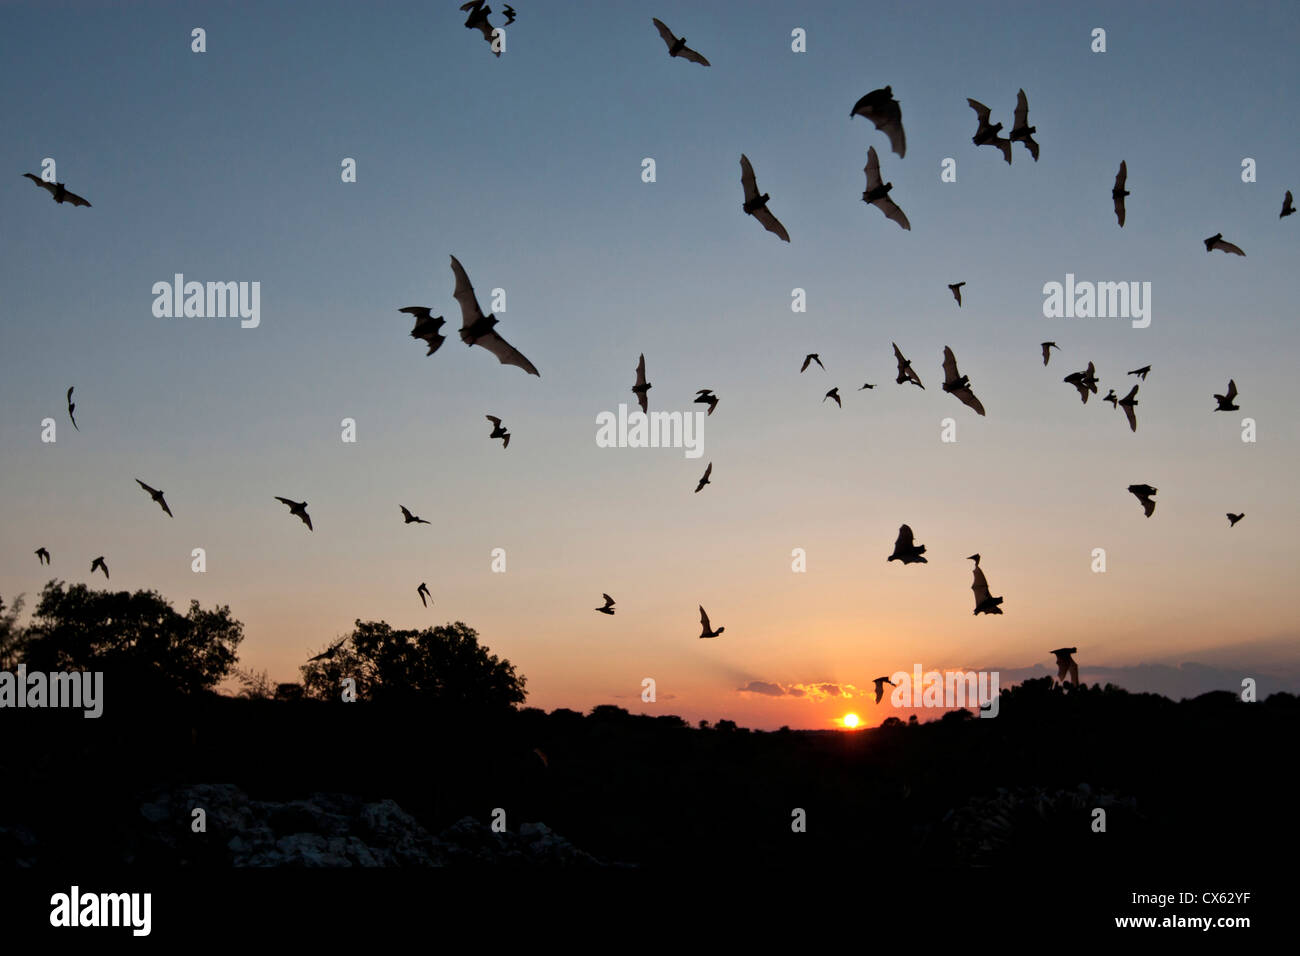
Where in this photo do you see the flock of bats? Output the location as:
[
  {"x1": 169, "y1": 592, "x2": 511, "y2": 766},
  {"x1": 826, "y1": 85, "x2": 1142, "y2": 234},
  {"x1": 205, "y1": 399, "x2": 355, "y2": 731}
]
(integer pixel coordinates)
[{"x1": 19, "y1": 9, "x2": 1288, "y2": 691}]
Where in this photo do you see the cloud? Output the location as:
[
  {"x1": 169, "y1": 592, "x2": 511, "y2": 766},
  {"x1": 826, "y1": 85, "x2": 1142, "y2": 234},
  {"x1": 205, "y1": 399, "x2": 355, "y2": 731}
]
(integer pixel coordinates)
[{"x1": 737, "y1": 680, "x2": 863, "y2": 702}]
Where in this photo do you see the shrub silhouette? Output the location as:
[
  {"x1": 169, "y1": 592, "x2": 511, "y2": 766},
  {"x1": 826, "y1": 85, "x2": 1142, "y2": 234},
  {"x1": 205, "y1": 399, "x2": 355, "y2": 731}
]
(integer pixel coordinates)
[
  {"x1": 299, "y1": 619, "x2": 525, "y2": 712},
  {"x1": 0, "y1": 594, "x2": 24, "y2": 671},
  {"x1": 18, "y1": 581, "x2": 242, "y2": 696}
]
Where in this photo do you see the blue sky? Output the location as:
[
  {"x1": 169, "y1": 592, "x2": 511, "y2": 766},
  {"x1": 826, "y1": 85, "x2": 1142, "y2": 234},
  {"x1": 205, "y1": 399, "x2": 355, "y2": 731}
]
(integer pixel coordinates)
[{"x1": 1, "y1": 0, "x2": 1297, "y2": 728}]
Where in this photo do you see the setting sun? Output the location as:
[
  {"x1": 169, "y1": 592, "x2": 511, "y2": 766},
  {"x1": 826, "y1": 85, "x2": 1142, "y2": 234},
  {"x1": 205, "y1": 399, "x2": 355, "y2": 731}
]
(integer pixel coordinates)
[{"x1": 842, "y1": 713, "x2": 860, "y2": 729}]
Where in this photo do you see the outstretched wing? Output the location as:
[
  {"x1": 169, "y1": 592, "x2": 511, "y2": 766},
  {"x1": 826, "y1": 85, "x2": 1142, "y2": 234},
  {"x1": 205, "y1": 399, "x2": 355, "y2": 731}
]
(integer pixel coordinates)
[
  {"x1": 635, "y1": 354, "x2": 647, "y2": 389},
  {"x1": 474, "y1": 329, "x2": 539, "y2": 376},
  {"x1": 872, "y1": 196, "x2": 910, "y2": 231},
  {"x1": 652, "y1": 17, "x2": 677, "y2": 52},
  {"x1": 863, "y1": 146, "x2": 884, "y2": 192},
  {"x1": 955, "y1": 388, "x2": 985, "y2": 416},
  {"x1": 699, "y1": 605, "x2": 711, "y2": 632},
  {"x1": 1122, "y1": 402, "x2": 1137, "y2": 432},
  {"x1": 1113, "y1": 162, "x2": 1127, "y2": 226},
  {"x1": 24, "y1": 173, "x2": 56, "y2": 196},
  {"x1": 850, "y1": 88, "x2": 906, "y2": 158},
  {"x1": 678, "y1": 44, "x2": 710, "y2": 66},
  {"x1": 994, "y1": 138, "x2": 1012, "y2": 165},
  {"x1": 136, "y1": 478, "x2": 158, "y2": 496},
  {"x1": 63, "y1": 190, "x2": 91, "y2": 207},
  {"x1": 1214, "y1": 238, "x2": 1246, "y2": 256},
  {"x1": 739, "y1": 154, "x2": 759, "y2": 203},
  {"x1": 967, "y1": 98, "x2": 993, "y2": 126},
  {"x1": 1225, "y1": 379, "x2": 1237, "y2": 401},
  {"x1": 449, "y1": 255, "x2": 486, "y2": 329},
  {"x1": 753, "y1": 206, "x2": 790, "y2": 242},
  {"x1": 941, "y1": 346, "x2": 960, "y2": 387},
  {"x1": 971, "y1": 567, "x2": 992, "y2": 605},
  {"x1": 1013, "y1": 89, "x2": 1029, "y2": 131}
]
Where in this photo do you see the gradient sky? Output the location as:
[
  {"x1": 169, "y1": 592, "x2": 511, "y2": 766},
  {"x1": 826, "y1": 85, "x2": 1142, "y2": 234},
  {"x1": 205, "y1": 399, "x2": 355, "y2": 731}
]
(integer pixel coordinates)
[{"x1": 2, "y1": 0, "x2": 1297, "y2": 730}]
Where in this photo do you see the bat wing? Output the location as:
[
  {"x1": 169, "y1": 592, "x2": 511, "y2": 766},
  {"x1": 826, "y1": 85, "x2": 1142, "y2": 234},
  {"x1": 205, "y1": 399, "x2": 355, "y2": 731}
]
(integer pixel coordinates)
[
  {"x1": 635, "y1": 354, "x2": 647, "y2": 389},
  {"x1": 1216, "y1": 239, "x2": 1246, "y2": 256},
  {"x1": 1122, "y1": 402, "x2": 1137, "y2": 432},
  {"x1": 652, "y1": 18, "x2": 677, "y2": 52},
  {"x1": 851, "y1": 90, "x2": 905, "y2": 158},
  {"x1": 1022, "y1": 134, "x2": 1040, "y2": 161},
  {"x1": 873, "y1": 197, "x2": 911, "y2": 230},
  {"x1": 967, "y1": 98, "x2": 992, "y2": 126},
  {"x1": 941, "y1": 346, "x2": 960, "y2": 386},
  {"x1": 995, "y1": 138, "x2": 1013, "y2": 165},
  {"x1": 956, "y1": 388, "x2": 985, "y2": 416},
  {"x1": 1113, "y1": 193, "x2": 1126, "y2": 227},
  {"x1": 449, "y1": 255, "x2": 486, "y2": 330},
  {"x1": 971, "y1": 567, "x2": 991, "y2": 604},
  {"x1": 159, "y1": 496, "x2": 173, "y2": 517},
  {"x1": 64, "y1": 190, "x2": 91, "y2": 207},
  {"x1": 863, "y1": 146, "x2": 883, "y2": 192},
  {"x1": 895, "y1": 525, "x2": 915, "y2": 551},
  {"x1": 679, "y1": 45, "x2": 710, "y2": 66},
  {"x1": 1114, "y1": 161, "x2": 1127, "y2": 192},
  {"x1": 739, "y1": 154, "x2": 759, "y2": 203},
  {"x1": 24, "y1": 173, "x2": 56, "y2": 196},
  {"x1": 754, "y1": 206, "x2": 790, "y2": 242},
  {"x1": 1013, "y1": 89, "x2": 1029, "y2": 130},
  {"x1": 474, "y1": 328, "x2": 540, "y2": 376},
  {"x1": 1068, "y1": 662, "x2": 1079, "y2": 685},
  {"x1": 699, "y1": 606, "x2": 711, "y2": 632},
  {"x1": 136, "y1": 478, "x2": 158, "y2": 496},
  {"x1": 1226, "y1": 379, "x2": 1237, "y2": 401}
]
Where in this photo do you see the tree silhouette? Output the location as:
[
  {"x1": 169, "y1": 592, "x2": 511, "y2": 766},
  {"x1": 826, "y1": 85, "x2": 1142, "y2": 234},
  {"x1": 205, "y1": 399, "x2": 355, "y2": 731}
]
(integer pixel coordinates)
[
  {"x1": 299, "y1": 619, "x2": 526, "y2": 712},
  {"x1": 0, "y1": 594, "x2": 25, "y2": 671},
  {"x1": 20, "y1": 582, "x2": 242, "y2": 696}
]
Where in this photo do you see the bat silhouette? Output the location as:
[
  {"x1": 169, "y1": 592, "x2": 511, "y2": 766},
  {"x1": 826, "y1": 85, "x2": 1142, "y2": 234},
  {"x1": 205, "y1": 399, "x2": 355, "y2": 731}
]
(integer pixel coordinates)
[
  {"x1": 850, "y1": 86, "x2": 906, "y2": 158},
  {"x1": 968, "y1": 554, "x2": 1003, "y2": 615},
  {"x1": 1226, "y1": 513, "x2": 1245, "y2": 527},
  {"x1": 1009, "y1": 89, "x2": 1039, "y2": 161},
  {"x1": 417, "y1": 582, "x2": 432, "y2": 607},
  {"x1": 861, "y1": 146, "x2": 910, "y2": 230},
  {"x1": 23, "y1": 173, "x2": 91, "y2": 207},
  {"x1": 1204, "y1": 233, "x2": 1245, "y2": 256},
  {"x1": 800, "y1": 353, "x2": 824, "y2": 373},
  {"x1": 858, "y1": 382, "x2": 875, "y2": 390},
  {"x1": 91, "y1": 556, "x2": 109, "y2": 579},
  {"x1": 694, "y1": 462, "x2": 712, "y2": 493},
  {"x1": 451, "y1": 255, "x2": 540, "y2": 376},
  {"x1": 1103, "y1": 388, "x2": 1118, "y2": 408},
  {"x1": 694, "y1": 389, "x2": 718, "y2": 415},
  {"x1": 1283, "y1": 190, "x2": 1295, "y2": 218},
  {"x1": 66, "y1": 386, "x2": 78, "y2": 430},
  {"x1": 698, "y1": 605, "x2": 724, "y2": 638},
  {"x1": 1041, "y1": 342, "x2": 1058, "y2": 366},
  {"x1": 652, "y1": 18, "x2": 710, "y2": 66},
  {"x1": 486, "y1": 415, "x2": 511, "y2": 448},
  {"x1": 1063, "y1": 362, "x2": 1099, "y2": 403},
  {"x1": 1051, "y1": 647, "x2": 1079, "y2": 686},
  {"x1": 1128, "y1": 365, "x2": 1151, "y2": 380},
  {"x1": 1128, "y1": 484, "x2": 1157, "y2": 518},
  {"x1": 35, "y1": 547, "x2": 50, "y2": 565},
  {"x1": 135, "y1": 479, "x2": 173, "y2": 517},
  {"x1": 275, "y1": 496, "x2": 313, "y2": 530},
  {"x1": 873, "y1": 677, "x2": 896, "y2": 704},
  {"x1": 892, "y1": 342, "x2": 924, "y2": 389},
  {"x1": 1112, "y1": 161, "x2": 1129, "y2": 227},
  {"x1": 1118, "y1": 385, "x2": 1139, "y2": 432},
  {"x1": 949, "y1": 282, "x2": 965, "y2": 307},
  {"x1": 399, "y1": 505, "x2": 430, "y2": 525},
  {"x1": 306, "y1": 637, "x2": 347, "y2": 663},
  {"x1": 824, "y1": 387, "x2": 841, "y2": 407},
  {"x1": 595, "y1": 593, "x2": 616, "y2": 615},
  {"x1": 739, "y1": 154, "x2": 790, "y2": 242},
  {"x1": 967, "y1": 99, "x2": 1012, "y2": 165},
  {"x1": 632, "y1": 353, "x2": 651, "y2": 413},
  {"x1": 460, "y1": 1, "x2": 500, "y2": 56},
  {"x1": 503, "y1": 4, "x2": 516, "y2": 25},
  {"x1": 887, "y1": 524, "x2": 927, "y2": 564},
  {"x1": 941, "y1": 346, "x2": 985, "y2": 416},
  {"x1": 1213, "y1": 379, "x2": 1238, "y2": 411},
  {"x1": 400, "y1": 308, "x2": 447, "y2": 355}
]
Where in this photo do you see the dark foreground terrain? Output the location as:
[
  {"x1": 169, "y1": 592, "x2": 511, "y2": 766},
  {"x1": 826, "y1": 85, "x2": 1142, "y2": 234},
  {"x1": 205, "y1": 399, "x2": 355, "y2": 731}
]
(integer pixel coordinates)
[{"x1": 2, "y1": 678, "x2": 1294, "y2": 868}]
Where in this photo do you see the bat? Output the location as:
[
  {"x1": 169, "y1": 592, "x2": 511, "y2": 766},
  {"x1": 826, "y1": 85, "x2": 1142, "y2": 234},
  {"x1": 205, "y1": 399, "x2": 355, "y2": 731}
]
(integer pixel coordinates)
[
  {"x1": 892, "y1": 342, "x2": 924, "y2": 389},
  {"x1": 941, "y1": 346, "x2": 985, "y2": 416},
  {"x1": 400, "y1": 308, "x2": 447, "y2": 355},
  {"x1": 135, "y1": 479, "x2": 174, "y2": 517},
  {"x1": 23, "y1": 173, "x2": 91, "y2": 207},
  {"x1": 652, "y1": 17, "x2": 710, "y2": 66},
  {"x1": 632, "y1": 353, "x2": 651, "y2": 413},
  {"x1": 1112, "y1": 161, "x2": 1129, "y2": 227},
  {"x1": 861, "y1": 146, "x2": 911, "y2": 230},
  {"x1": 739, "y1": 154, "x2": 790, "y2": 242},
  {"x1": 1009, "y1": 89, "x2": 1039, "y2": 160},
  {"x1": 1204, "y1": 233, "x2": 1245, "y2": 256},
  {"x1": 966, "y1": 99, "x2": 1012, "y2": 165},
  {"x1": 850, "y1": 86, "x2": 906, "y2": 158},
  {"x1": 450, "y1": 255, "x2": 540, "y2": 376},
  {"x1": 887, "y1": 525, "x2": 927, "y2": 564}
]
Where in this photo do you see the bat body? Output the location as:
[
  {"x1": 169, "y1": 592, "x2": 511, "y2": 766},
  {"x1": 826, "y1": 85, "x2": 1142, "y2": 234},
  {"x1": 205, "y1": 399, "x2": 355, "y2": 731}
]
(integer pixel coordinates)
[
  {"x1": 941, "y1": 346, "x2": 985, "y2": 416},
  {"x1": 450, "y1": 256, "x2": 540, "y2": 376},
  {"x1": 135, "y1": 479, "x2": 174, "y2": 517},
  {"x1": 275, "y1": 496, "x2": 313, "y2": 530},
  {"x1": 800, "y1": 354, "x2": 823, "y2": 373},
  {"x1": 1050, "y1": 647, "x2": 1079, "y2": 686},
  {"x1": 1283, "y1": 191, "x2": 1295, "y2": 218},
  {"x1": 1204, "y1": 233, "x2": 1245, "y2": 256},
  {"x1": 694, "y1": 462, "x2": 712, "y2": 493},
  {"x1": 401, "y1": 308, "x2": 447, "y2": 355},
  {"x1": 486, "y1": 415, "x2": 511, "y2": 448},
  {"x1": 631, "y1": 354, "x2": 651, "y2": 413},
  {"x1": 417, "y1": 582, "x2": 432, "y2": 607},
  {"x1": 596, "y1": 593, "x2": 616, "y2": 615},
  {"x1": 694, "y1": 389, "x2": 718, "y2": 415},
  {"x1": 399, "y1": 505, "x2": 430, "y2": 525},
  {"x1": 1112, "y1": 161, "x2": 1129, "y2": 227},
  {"x1": 461, "y1": 0, "x2": 500, "y2": 55},
  {"x1": 1213, "y1": 379, "x2": 1238, "y2": 411},
  {"x1": 873, "y1": 677, "x2": 896, "y2": 704},
  {"x1": 1009, "y1": 89, "x2": 1040, "y2": 160},
  {"x1": 1128, "y1": 484, "x2": 1157, "y2": 517},
  {"x1": 739, "y1": 154, "x2": 790, "y2": 242},
  {"x1": 1063, "y1": 362, "x2": 1099, "y2": 403},
  {"x1": 887, "y1": 524, "x2": 927, "y2": 564},
  {"x1": 966, "y1": 99, "x2": 1012, "y2": 164},
  {"x1": 23, "y1": 173, "x2": 91, "y2": 207},
  {"x1": 823, "y1": 387, "x2": 841, "y2": 407},
  {"x1": 892, "y1": 342, "x2": 924, "y2": 389},
  {"x1": 861, "y1": 147, "x2": 910, "y2": 230},
  {"x1": 1227, "y1": 513, "x2": 1244, "y2": 527},
  {"x1": 35, "y1": 547, "x2": 50, "y2": 565},
  {"x1": 949, "y1": 282, "x2": 965, "y2": 306},
  {"x1": 66, "y1": 385, "x2": 79, "y2": 430},
  {"x1": 969, "y1": 555, "x2": 1003, "y2": 615},
  {"x1": 91, "y1": 556, "x2": 109, "y2": 579},
  {"x1": 698, "y1": 605, "x2": 724, "y2": 638},
  {"x1": 652, "y1": 18, "x2": 710, "y2": 65},
  {"x1": 850, "y1": 86, "x2": 906, "y2": 158}
]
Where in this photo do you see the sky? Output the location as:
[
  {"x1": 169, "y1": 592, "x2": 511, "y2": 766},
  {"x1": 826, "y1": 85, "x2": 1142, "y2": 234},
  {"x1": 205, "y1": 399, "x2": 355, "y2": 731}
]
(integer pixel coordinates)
[{"x1": 1, "y1": 0, "x2": 1297, "y2": 730}]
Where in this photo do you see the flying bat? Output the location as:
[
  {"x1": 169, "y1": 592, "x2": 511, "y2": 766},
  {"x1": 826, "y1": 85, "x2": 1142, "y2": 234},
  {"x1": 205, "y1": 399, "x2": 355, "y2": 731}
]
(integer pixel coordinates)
[
  {"x1": 135, "y1": 479, "x2": 174, "y2": 517},
  {"x1": 417, "y1": 582, "x2": 432, "y2": 607},
  {"x1": 1112, "y1": 161, "x2": 1129, "y2": 227},
  {"x1": 1009, "y1": 89, "x2": 1039, "y2": 161},
  {"x1": 399, "y1": 505, "x2": 430, "y2": 525},
  {"x1": 823, "y1": 387, "x2": 841, "y2": 407},
  {"x1": 652, "y1": 17, "x2": 710, "y2": 66},
  {"x1": 1226, "y1": 513, "x2": 1244, "y2": 527},
  {"x1": 1063, "y1": 362, "x2": 1099, "y2": 403},
  {"x1": 1041, "y1": 342, "x2": 1058, "y2": 366},
  {"x1": 694, "y1": 389, "x2": 718, "y2": 415},
  {"x1": 1128, "y1": 484, "x2": 1157, "y2": 518},
  {"x1": 739, "y1": 154, "x2": 790, "y2": 242},
  {"x1": 400, "y1": 308, "x2": 446, "y2": 355},
  {"x1": 1117, "y1": 385, "x2": 1139, "y2": 432},
  {"x1": 941, "y1": 346, "x2": 985, "y2": 416},
  {"x1": 698, "y1": 605, "x2": 725, "y2": 638},
  {"x1": 968, "y1": 554, "x2": 1003, "y2": 615},
  {"x1": 694, "y1": 462, "x2": 712, "y2": 493},
  {"x1": 35, "y1": 547, "x2": 50, "y2": 565},
  {"x1": 1050, "y1": 647, "x2": 1079, "y2": 686},
  {"x1": 451, "y1": 255, "x2": 540, "y2": 376},
  {"x1": 861, "y1": 146, "x2": 910, "y2": 230},
  {"x1": 1204, "y1": 233, "x2": 1245, "y2": 256},
  {"x1": 892, "y1": 342, "x2": 923, "y2": 389},
  {"x1": 858, "y1": 382, "x2": 875, "y2": 390},
  {"x1": 23, "y1": 173, "x2": 91, "y2": 207},
  {"x1": 966, "y1": 99, "x2": 1012, "y2": 165},
  {"x1": 460, "y1": 0, "x2": 500, "y2": 56},
  {"x1": 850, "y1": 86, "x2": 906, "y2": 158},
  {"x1": 502, "y1": 4, "x2": 516, "y2": 25},
  {"x1": 887, "y1": 524, "x2": 927, "y2": 564},
  {"x1": 275, "y1": 496, "x2": 313, "y2": 530},
  {"x1": 1128, "y1": 365, "x2": 1151, "y2": 380},
  {"x1": 66, "y1": 386, "x2": 78, "y2": 430},
  {"x1": 873, "y1": 676, "x2": 896, "y2": 704},
  {"x1": 595, "y1": 593, "x2": 616, "y2": 615},
  {"x1": 1283, "y1": 190, "x2": 1295, "y2": 219},
  {"x1": 1213, "y1": 379, "x2": 1239, "y2": 411},
  {"x1": 1103, "y1": 388, "x2": 1118, "y2": 408},
  {"x1": 91, "y1": 556, "x2": 109, "y2": 579},
  {"x1": 306, "y1": 637, "x2": 347, "y2": 663},
  {"x1": 800, "y1": 353, "x2": 824, "y2": 373},
  {"x1": 948, "y1": 282, "x2": 965, "y2": 307},
  {"x1": 632, "y1": 353, "x2": 651, "y2": 413},
  {"x1": 486, "y1": 415, "x2": 511, "y2": 448}
]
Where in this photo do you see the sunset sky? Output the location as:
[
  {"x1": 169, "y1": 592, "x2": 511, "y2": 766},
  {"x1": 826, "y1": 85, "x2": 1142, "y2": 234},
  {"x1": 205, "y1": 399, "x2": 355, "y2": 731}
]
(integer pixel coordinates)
[{"x1": 2, "y1": 0, "x2": 1297, "y2": 729}]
